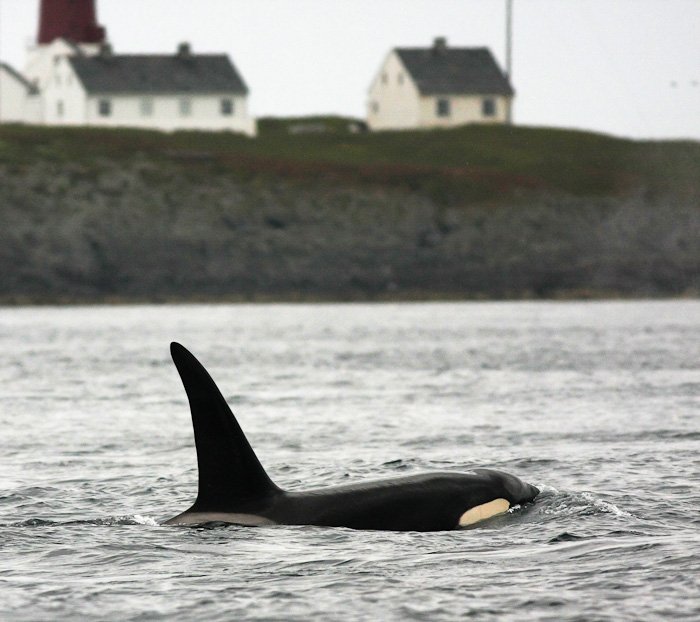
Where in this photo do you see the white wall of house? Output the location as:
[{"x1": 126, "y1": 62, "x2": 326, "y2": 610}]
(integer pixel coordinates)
[
  {"x1": 24, "y1": 39, "x2": 99, "y2": 92},
  {"x1": 367, "y1": 52, "x2": 420, "y2": 130},
  {"x1": 0, "y1": 67, "x2": 30, "y2": 122},
  {"x1": 42, "y1": 56, "x2": 88, "y2": 125},
  {"x1": 417, "y1": 94, "x2": 511, "y2": 128},
  {"x1": 0, "y1": 66, "x2": 42, "y2": 124},
  {"x1": 83, "y1": 93, "x2": 256, "y2": 135},
  {"x1": 24, "y1": 94, "x2": 43, "y2": 123}
]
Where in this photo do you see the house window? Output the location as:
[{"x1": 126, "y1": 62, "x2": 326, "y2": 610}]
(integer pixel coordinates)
[
  {"x1": 436, "y1": 98, "x2": 451, "y2": 117},
  {"x1": 98, "y1": 99, "x2": 112, "y2": 117},
  {"x1": 140, "y1": 98, "x2": 154, "y2": 117},
  {"x1": 179, "y1": 98, "x2": 192, "y2": 117},
  {"x1": 381, "y1": 72, "x2": 388, "y2": 84},
  {"x1": 398, "y1": 73, "x2": 404, "y2": 85},
  {"x1": 371, "y1": 101, "x2": 379, "y2": 114},
  {"x1": 482, "y1": 98, "x2": 496, "y2": 117},
  {"x1": 220, "y1": 98, "x2": 234, "y2": 116},
  {"x1": 57, "y1": 101, "x2": 64, "y2": 117}
]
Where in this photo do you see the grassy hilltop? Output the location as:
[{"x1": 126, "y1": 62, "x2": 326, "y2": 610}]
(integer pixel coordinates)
[
  {"x1": 2, "y1": 118, "x2": 698, "y2": 203},
  {"x1": 0, "y1": 119, "x2": 698, "y2": 302}
]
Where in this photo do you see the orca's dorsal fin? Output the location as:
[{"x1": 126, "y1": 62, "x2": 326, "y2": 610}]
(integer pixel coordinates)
[{"x1": 170, "y1": 342, "x2": 280, "y2": 509}]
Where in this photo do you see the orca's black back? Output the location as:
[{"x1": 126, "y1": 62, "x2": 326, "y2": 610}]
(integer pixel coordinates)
[{"x1": 270, "y1": 471, "x2": 535, "y2": 531}]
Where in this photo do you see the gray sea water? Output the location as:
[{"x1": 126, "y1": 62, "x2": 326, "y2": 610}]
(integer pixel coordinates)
[{"x1": 1, "y1": 301, "x2": 699, "y2": 621}]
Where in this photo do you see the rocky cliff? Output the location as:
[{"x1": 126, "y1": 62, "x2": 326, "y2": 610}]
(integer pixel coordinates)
[{"x1": 1, "y1": 123, "x2": 698, "y2": 302}]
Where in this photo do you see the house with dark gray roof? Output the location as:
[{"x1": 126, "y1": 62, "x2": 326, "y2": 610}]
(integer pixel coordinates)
[
  {"x1": 367, "y1": 37, "x2": 514, "y2": 131},
  {"x1": 2, "y1": 1, "x2": 256, "y2": 134},
  {"x1": 38, "y1": 42, "x2": 256, "y2": 135}
]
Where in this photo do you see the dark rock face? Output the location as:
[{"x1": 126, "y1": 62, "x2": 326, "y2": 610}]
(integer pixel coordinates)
[{"x1": 1, "y1": 160, "x2": 698, "y2": 302}]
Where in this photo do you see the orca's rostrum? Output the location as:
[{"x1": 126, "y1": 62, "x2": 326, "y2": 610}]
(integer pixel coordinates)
[{"x1": 164, "y1": 343, "x2": 539, "y2": 531}]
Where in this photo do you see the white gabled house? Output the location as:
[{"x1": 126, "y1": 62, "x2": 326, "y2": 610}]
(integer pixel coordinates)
[
  {"x1": 42, "y1": 42, "x2": 256, "y2": 135},
  {"x1": 0, "y1": 0, "x2": 256, "y2": 136},
  {"x1": 367, "y1": 37, "x2": 514, "y2": 131}
]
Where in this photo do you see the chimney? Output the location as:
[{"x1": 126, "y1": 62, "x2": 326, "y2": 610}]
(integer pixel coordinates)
[
  {"x1": 37, "y1": 0, "x2": 106, "y2": 45},
  {"x1": 177, "y1": 42, "x2": 192, "y2": 59},
  {"x1": 432, "y1": 37, "x2": 447, "y2": 54}
]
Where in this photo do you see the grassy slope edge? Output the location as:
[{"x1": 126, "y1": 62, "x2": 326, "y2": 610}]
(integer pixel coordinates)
[{"x1": 1, "y1": 120, "x2": 698, "y2": 206}]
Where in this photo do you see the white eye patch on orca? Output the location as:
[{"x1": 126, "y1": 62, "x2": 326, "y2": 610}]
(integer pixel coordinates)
[{"x1": 458, "y1": 498, "x2": 510, "y2": 527}]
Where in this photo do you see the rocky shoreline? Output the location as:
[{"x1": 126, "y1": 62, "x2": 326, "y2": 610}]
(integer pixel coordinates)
[{"x1": 1, "y1": 152, "x2": 698, "y2": 303}]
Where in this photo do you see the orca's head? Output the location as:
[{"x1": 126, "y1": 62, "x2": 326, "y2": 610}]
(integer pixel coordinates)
[{"x1": 475, "y1": 469, "x2": 539, "y2": 505}]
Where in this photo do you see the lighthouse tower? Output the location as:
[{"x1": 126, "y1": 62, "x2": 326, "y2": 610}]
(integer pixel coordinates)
[
  {"x1": 37, "y1": 0, "x2": 106, "y2": 45},
  {"x1": 25, "y1": 0, "x2": 108, "y2": 91}
]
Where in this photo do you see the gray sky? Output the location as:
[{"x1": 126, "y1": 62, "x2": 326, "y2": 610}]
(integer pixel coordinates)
[{"x1": 1, "y1": 0, "x2": 698, "y2": 139}]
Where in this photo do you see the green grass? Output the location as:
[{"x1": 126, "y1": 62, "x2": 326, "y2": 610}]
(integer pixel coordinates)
[{"x1": 0, "y1": 119, "x2": 697, "y2": 205}]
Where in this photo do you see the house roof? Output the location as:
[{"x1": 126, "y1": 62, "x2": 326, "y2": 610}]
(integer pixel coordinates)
[
  {"x1": 0, "y1": 62, "x2": 39, "y2": 95},
  {"x1": 67, "y1": 52, "x2": 249, "y2": 95},
  {"x1": 395, "y1": 45, "x2": 513, "y2": 96}
]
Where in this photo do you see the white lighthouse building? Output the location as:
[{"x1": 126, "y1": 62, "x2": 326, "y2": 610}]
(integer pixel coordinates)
[{"x1": 0, "y1": 0, "x2": 256, "y2": 136}]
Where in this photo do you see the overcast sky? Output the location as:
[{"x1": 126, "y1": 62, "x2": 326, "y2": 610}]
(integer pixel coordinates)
[{"x1": 1, "y1": 0, "x2": 698, "y2": 139}]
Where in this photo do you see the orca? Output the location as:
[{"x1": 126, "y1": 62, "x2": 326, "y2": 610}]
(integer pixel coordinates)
[{"x1": 164, "y1": 343, "x2": 539, "y2": 531}]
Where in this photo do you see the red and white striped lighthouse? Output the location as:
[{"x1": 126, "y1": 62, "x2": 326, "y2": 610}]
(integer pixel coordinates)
[{"x1": 37, "y1": 0, "x2": 106, "y2": 45}]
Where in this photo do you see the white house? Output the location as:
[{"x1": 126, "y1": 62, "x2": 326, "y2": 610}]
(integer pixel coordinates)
[
  {"x1": 39, "y1": 42, "x2": 256, "y2": 135},
  {"x1": 367, "y1": 37, "x2": 514, "y2": 131},
  {"x1": 0, "y1": 0, "x2": 256, "y2": 136}
]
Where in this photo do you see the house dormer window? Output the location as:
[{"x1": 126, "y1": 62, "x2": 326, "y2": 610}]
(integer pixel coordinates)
[
  {"x1": 221, "y1": 98, "x2": 234, "y2": 116},
  {"x1": 98, "y1": 99, "x2": 112, "y2": 117},
  {"x1": 381, "y1": 72, "x2": 388, "y2": 85},
  {"x1": 179, "y1": 98, "x2": 192, "y2": 117},
  {"x1": 482, "y1": 98, "x2": 496, "y2": 117},
  {"x1": 436, "y1": 98, "x2": 450, "y2": 117}
]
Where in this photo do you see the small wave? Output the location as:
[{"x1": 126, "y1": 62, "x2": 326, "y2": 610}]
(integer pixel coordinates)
[
  {"x1": 7, "y1": 514, "x2": 160, "y2": 528},
  {"x1": 548, "y1": 532, "x2": 586, "y2": 543},
  {"x1": 381, "y1": 458, "x2": 414, "y2": 470},
  {"x1": 9, "y1": 518, "x2": 57, "y2": 527},
  {"x1": 73, "y1": 514, "x2": 161, "y2": 527},
  {"x1": 511, "y1": 458, "x2": 560, "y2": 468},
  {"x1": 533, "y1": 487, "x2": 634, "y2": 520},
  {"x1": 130, "y1": 514, "x2": 160, "y2": 526},
  {"x1": 180, "y1": 521, "x2": 246, "y2": 530},
  {"x1": 580, "y1": 492, "x2": 633, "y2": 518}
]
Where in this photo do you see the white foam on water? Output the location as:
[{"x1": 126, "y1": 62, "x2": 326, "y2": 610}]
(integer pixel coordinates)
[
  {"x1": 130, "y1": 514, "x2": 160, "y2": 526},
  {"x1": 581, "y1": 493, "x2": 633, "y2": 518}
]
